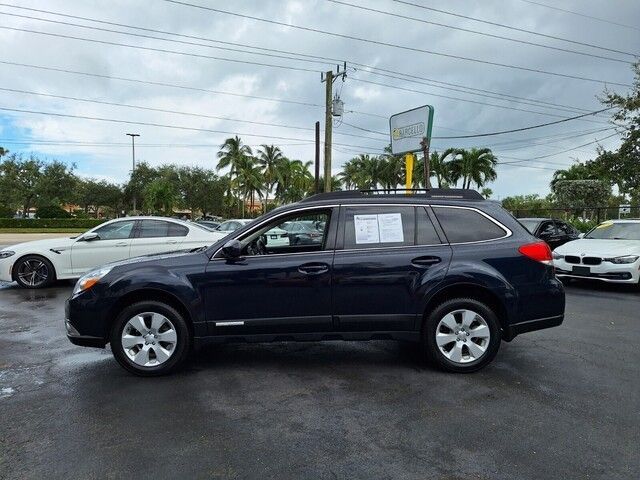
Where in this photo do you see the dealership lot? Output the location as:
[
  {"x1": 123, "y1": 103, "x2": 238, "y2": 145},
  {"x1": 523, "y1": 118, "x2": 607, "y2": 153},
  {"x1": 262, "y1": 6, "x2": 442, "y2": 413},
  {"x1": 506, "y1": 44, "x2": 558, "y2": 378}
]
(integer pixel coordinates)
[{"x1": 0, "y1": 279, "x2": 637, "y2": 479}]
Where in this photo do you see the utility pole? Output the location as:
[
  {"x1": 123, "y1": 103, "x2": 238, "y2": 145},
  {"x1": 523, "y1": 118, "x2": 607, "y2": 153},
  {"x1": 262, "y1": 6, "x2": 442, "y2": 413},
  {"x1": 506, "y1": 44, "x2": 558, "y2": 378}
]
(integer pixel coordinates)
[
  {"x1": 314, "y1": 121, "x2": 320, "y2": 194},
  {"x1": 126, "y1": 133, "x2": 140, "y2": 213},
  {"x1": 321, "y1": 63, "x2": 347, "y2": 193}
]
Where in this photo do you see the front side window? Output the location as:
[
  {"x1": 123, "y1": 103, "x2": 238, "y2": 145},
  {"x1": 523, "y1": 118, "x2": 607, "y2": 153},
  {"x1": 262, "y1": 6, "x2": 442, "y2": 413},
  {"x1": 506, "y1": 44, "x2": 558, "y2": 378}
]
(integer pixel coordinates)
[
  {"x1": 433, "y1": 207, "x2": 507, "y2": 243},
  {"x1": 538, "y1": 221, "x2": 556, "y2": 237},
  {"x1": 556, "y1": 222, "x2": 576, "y2": 236},
  {"x1": 343, "y1": 206, "x2": 415, "y2": 249},
  {"x1": 239, "y1": 209, "x2": 331, "y2": 256},
  {"x1": 92, "y1": 220, "x2": 135, "y2": 240}
]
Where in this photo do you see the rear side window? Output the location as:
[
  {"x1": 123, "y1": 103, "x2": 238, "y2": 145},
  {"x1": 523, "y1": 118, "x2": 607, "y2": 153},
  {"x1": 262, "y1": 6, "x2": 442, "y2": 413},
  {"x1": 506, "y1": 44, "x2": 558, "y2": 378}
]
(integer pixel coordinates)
[
  {"x1": 416, "y1": 207, "x2": 441, "y2": 245},
  {"x1": 168, "y1": 223, "x2": 189, "y2": 237},
  {"x1": 344, "y1": 206, "x2": 415, "y2": 249},
  {"x1": 138, "y1": 220, "x2": 187, "y2": 238},
  {"x1": 434, "y1": 207, "x2": 507, "y2": 243}
]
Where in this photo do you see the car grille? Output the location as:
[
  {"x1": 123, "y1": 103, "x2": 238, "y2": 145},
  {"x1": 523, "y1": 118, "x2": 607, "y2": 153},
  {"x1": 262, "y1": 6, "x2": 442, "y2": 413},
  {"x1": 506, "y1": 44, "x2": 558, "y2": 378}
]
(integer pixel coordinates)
[
  {"x1": 582, "y1": 257, "x2": 602, "y2": 266},
  {"x1": 565, "y1": 255, "x2": 581, "y2": 264}
]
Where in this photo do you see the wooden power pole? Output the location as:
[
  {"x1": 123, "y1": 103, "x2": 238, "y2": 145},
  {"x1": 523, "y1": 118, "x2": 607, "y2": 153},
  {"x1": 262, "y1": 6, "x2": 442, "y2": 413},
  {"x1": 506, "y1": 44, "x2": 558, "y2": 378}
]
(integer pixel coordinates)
[{"x1": 321, "y1": 64, "x2": 347, "y2": 193}]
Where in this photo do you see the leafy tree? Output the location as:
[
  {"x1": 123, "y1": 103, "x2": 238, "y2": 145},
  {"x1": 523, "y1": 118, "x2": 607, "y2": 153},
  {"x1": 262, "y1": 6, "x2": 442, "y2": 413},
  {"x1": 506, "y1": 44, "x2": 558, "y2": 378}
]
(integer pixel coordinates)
[
  {"x1": 77, "y1": 179, "x2": 123, "y2": 217},
  {"x1": 550, "y1": 162, "x2": 600, "y2": 192},
  {"x1": 0, "y1": 146, "x2": 8, "y2": 158},
  {"x1": 554, "y1": 180, "x2": 610, "y2": 210},
  {"x1": 501, "y1": 194, "x2": 553, "y2": 217},
  {"x1": 36, "y1": 204, "x2": 71, "y2": 218},
  {"x1": 124, "y1": 162, "x2": 158, "y2": 213},
  {"x1": 0, "y1": 154, "x2": 43, "y2": 217},
  {"x1": 143, "y1": 177, "x2": 177, "y2": 215},
  {"x1": 38, "y1": 160, "x2": 77, "y2": 206}
]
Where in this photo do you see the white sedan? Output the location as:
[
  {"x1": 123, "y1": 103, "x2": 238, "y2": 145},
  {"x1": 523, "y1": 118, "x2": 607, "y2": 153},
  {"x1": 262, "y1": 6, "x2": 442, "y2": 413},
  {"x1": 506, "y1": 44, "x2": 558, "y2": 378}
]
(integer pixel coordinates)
[
  {"x1": 0, "y1": 216, "x2": 225, "y2": 288},
  {"x1": 553, "y1": 219, "x2": 640, "y2": 285}
]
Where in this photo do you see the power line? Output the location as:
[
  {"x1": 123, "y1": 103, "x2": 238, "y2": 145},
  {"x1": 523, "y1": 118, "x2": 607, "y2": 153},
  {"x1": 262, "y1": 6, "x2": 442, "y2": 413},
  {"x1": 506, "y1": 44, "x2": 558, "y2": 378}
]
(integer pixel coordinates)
[
  {"x1": 350, "y1": 76, "x2": 609, "y2": 123},
  {"x1": 159, "y1": 0, "x2": 632, "y2": 87},
  {"x1": 0, "y1": 106, "x2": 384, "y2": 151},
  {"x1": 0, "y1": 86, "x2": 387, "y2": 143},
  {"x1": 514, "y1": 0, "x2": 640, "y2": 32},
  {"x1": 0, "y1": 4, "x2": 608, "y2": 116},
  {"x1": 0, "y1": 139, "x2": 316, "y2": 148},
  {"x1": 0, "y1": 25, "x2": 320, "y2": 73},
  {"x1": 327, "y1": 0, "x2": 631, "y2": 64},
  {"x1": 390, "y1": 0, "x2": 638, "y2": 58}
]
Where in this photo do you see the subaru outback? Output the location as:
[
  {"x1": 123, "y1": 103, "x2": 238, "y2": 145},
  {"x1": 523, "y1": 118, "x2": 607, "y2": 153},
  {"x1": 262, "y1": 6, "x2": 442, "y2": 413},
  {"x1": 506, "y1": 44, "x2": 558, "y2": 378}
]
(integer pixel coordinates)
[{"x1": 65, "y1": 189, "x2": 565, "y2": 376}]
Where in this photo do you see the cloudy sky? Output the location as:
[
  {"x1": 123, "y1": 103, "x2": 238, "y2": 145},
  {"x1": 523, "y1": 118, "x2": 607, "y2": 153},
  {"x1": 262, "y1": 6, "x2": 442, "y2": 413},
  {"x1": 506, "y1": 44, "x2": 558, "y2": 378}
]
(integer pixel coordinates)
[{"x1": 0, "y1": 0, "x2": 638, "y2": 198}]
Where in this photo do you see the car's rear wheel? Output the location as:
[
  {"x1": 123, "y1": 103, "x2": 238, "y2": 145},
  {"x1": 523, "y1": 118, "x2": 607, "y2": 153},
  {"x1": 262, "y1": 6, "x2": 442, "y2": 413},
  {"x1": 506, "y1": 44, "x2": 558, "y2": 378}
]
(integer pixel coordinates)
[
  {"x1": 13, "y1": 255, "x2": 56, "y2": 289},
  {"x1": 423, "y1": 298, "x2": 501, "y2": 373},
  {"x1": 110, "y1": 301, "x2": 191, "y2": 376}
]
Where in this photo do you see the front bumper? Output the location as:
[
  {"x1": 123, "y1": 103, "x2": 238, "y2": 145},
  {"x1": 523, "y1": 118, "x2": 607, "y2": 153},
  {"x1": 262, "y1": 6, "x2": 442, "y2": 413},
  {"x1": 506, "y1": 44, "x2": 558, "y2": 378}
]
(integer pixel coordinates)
[
  {"x1": 554, "y1": 259, "x2": 639, "y2": 284},
  {"x1": 0, "y1": 258, "x2": 14, "y2": 282},
  {"x1": 65, "y1": 297, "x2": 107, "y2": 348}
]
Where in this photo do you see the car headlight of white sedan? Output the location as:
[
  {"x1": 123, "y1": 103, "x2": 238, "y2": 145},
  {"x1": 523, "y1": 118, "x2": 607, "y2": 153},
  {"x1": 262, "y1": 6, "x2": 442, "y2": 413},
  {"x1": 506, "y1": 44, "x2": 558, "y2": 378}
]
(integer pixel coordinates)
[
  {"x1": 0, "y1": 250, "x2": 15, "y2": 259},
  {"x1": 604, "y1": 255, "x2": 639, "y2": 264},
  {"x1": 73, "y1": 266, "x2": 113, "y2": 296}
]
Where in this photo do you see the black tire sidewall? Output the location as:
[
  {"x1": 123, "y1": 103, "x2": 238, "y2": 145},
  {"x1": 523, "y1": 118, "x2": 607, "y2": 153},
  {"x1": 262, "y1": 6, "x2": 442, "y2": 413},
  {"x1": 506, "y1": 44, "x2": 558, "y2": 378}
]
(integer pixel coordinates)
[
  {"x1": 110, "y1": 301, "x2": 191, "y2": 376},
  {"x1": 423, "y1": 298, "x2": 501, "y2": 373},
  {"x1": 14, "y1": 255, "x2": 56, "y2": 289}
]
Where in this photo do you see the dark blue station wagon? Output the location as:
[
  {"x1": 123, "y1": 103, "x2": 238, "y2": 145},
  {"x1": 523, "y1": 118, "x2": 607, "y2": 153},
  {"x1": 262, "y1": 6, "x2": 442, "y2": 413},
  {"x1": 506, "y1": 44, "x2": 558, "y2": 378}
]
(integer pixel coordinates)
[{"x1": 65, "y1": 189, "x2": 565, "y2": 375}]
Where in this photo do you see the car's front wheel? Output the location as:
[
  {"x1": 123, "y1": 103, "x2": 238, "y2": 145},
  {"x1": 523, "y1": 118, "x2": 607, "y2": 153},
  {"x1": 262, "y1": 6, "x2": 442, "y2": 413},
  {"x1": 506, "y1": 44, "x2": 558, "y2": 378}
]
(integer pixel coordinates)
[
  {"x1": 13, "y1": 255, "x2": 56, "y2": 289},
  {"x1": 110, "y1": 301, "x2": 191, "y2": 376},
  {"x1": 423, "y1": 298, "x2": 501, "y2": 373}
]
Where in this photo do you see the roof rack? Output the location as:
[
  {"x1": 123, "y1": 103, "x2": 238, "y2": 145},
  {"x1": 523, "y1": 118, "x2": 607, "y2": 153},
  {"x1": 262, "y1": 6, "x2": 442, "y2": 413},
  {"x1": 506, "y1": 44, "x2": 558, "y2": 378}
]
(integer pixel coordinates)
[{"x1": 301, "y1": 188, "x2": 484, "y2": 202}]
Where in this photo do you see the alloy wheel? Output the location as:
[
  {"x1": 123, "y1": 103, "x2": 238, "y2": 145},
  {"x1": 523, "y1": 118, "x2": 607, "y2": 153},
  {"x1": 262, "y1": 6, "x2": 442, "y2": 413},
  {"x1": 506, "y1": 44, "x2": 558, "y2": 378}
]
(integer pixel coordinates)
[
  {"x1": 121, "y1": 312, "x2": 178, "y2": 367},
  {"x1": 17, "y1": 259, "x2": 49, "y2": 287},
  {"x1": 435, "y1": 309, "x2": 491, "y2": 364}
]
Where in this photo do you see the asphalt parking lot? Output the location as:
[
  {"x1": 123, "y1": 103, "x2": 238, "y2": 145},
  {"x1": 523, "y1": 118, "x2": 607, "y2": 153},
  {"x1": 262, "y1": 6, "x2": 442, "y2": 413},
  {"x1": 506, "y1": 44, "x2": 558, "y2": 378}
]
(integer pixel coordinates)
[{"x1": 0, "y1": 279, "x2": 637, "y2": 480}]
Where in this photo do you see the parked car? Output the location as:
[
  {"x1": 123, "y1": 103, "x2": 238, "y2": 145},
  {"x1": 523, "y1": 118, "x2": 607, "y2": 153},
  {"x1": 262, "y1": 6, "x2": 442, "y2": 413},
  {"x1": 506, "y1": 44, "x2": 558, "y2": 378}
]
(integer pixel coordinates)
[
  {"x1": 280, "y1": 220, "x2": 325, "y2": 245},
  {"x1": 0, "y1": 217, "x2": 225, "y2": 289},
  {"x1": 195, "y1": 220, "x2": 220, "y2": 230},
  {"x1": 553, "y1": 219, "x2": 640, "y2": 284},
  {"x1": 518, "y1": 218, "x2": 579, "y2": 249},
  {"x1": 65, "y1": 189, "x2": 565, "y2": 376},
  {"x1": 215, "y1": 219, "x2": 252, "y2": 233}
]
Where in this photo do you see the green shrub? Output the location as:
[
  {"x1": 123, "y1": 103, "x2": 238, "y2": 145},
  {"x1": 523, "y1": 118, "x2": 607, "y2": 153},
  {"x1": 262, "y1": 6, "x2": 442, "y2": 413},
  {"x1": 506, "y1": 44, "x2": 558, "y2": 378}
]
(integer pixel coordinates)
[
  {"x1": 0, "y1": 204, "x2": 14, "y2": 218},
  {"x1": 36, "y1": 204, "x2": 72, "y2": 219},
  {"x1": 0, "y1": 218, "x2": 106, "y2": 229},
  {"x1": 567, "y1": 219, "x2": 598, "y2": 233}
]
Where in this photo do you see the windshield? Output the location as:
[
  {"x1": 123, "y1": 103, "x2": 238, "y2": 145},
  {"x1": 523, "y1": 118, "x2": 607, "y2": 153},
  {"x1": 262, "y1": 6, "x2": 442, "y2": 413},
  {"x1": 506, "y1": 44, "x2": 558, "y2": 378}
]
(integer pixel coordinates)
[
  {"x1": 518, "y1": 219, "x2": 539, "y2": 234},
  {"x1": 585, "y1": 222, "x2": 640, "y2": 240}
]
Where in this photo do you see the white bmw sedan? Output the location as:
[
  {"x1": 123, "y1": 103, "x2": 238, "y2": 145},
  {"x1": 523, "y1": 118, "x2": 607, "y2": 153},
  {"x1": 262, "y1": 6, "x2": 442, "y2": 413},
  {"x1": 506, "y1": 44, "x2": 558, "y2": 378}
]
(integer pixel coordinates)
[
  {"x1": 0, "y1": 216, "x2": 225, "y2": 288},
  {"x1": 553, "y1": 219, "x2": 640, "y2": 285}
]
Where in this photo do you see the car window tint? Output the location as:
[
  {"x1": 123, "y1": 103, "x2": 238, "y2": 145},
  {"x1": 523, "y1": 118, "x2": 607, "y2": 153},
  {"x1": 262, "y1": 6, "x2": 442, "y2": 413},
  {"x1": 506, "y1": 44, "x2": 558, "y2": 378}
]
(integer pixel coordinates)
[
  {"x1": 434, "y1": 207, "x2": 506, "y2": 243},
  {"x1": 556, "y1": 222, "x2": 574, "y2": 235},
  {"x1": 417, "y1": 207, "x2": 441, "y2": 245},
  {"x1": 344, "y1": 206, "x2": 415, "y2": 249},
  {"x1": 93, "y1": 220, "x2": 135, "y2": 240},
  {"x1": 138, "y1": 220, "x2": 172, "y2": 238},
  {"x1": 168, "y1": 223, "x2": 188, "y2": 237},
  {"x1": 539, "y1": 221, "x2": 556, "y2": 236}
]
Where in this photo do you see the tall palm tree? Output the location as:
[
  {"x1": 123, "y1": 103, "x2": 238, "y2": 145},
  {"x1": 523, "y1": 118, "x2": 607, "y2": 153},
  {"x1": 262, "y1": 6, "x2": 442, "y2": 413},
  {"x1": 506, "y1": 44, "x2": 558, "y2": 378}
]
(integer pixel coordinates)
[
  {"x1": 274, "y1": 158, "x2": 314, "y2": 204},
  {"x1": 429, "y1": 151, "x2": 453, "y2": 188},
  {"x1": 379, "y1": 145, "x2": 403, "y2": 191},
  {"x1": 257, "y1": 144, "x2": 284, "y2": 212},
  {"x1": 235, "y1": 155, "x2": 263, "y2": 216},
  {"x1": 445, "y1": 147, "x2": 497, "y2": 189},
  {"x1": 216, "y1": 136, "x2": 253, "y2": 216}
]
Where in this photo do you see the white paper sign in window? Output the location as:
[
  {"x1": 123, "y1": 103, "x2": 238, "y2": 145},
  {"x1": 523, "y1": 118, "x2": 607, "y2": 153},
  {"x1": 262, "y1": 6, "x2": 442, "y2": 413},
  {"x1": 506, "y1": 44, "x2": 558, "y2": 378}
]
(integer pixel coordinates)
[
  {"x1": 354, "y1": 214, "x2": 380, "y2": 244},
  {"x1": 353, "y1": 213, "x2": 404, "y2": 244},
  {"x1": 378, "y1": 213, "x2": 404, "y2": 243}
]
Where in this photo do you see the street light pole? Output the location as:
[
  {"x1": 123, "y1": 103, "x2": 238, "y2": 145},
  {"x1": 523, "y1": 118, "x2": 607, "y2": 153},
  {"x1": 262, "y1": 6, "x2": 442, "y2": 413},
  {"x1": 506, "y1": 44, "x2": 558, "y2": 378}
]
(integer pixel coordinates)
[{"x1": 126, "y1": 133, "x2": 140, "y2": 214}]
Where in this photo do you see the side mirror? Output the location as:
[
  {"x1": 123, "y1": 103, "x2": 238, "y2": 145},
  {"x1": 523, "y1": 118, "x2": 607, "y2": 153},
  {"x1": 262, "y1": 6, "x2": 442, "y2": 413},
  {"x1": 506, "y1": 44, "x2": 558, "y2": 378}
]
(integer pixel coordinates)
[
  {"x1": 221, "y1": 239, "x2": 242, "y2": 259},
  {"x1": 81, "y1": 232, "x2": 100, "y2": 242}
]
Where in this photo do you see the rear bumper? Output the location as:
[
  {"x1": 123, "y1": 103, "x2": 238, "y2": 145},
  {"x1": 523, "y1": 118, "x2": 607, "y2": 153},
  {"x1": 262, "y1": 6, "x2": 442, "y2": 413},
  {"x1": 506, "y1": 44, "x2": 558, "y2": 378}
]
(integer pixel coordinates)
[
  {"x1": 556, "y1": 268, "x2": 638, "y2": 284},
  {"x1": 506, "y1": 314, "x2": 564, "y2": 339}
]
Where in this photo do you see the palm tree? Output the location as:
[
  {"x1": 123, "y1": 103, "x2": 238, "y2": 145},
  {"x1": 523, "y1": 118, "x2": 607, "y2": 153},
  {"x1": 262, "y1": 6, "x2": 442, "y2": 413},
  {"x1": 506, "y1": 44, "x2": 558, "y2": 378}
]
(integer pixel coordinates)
[
  {"x1": 257, "y1": 144, "x2": 284, "y2": 213},
  {"x1": 274, "y1": 158, "x2": 314, "y2": 204},
  {"x1": 235, "y1": 156, "x2": 263, "y2": 216},
  {"x1": 429, "y1": 151, "x2": 453, "y2": 188},
  {"x1": 445, "y1": 147, "x2": 497, "y2": 189},
  {"x1": 216, "y1": 136, "x2": 253, "y2": 216},
  {"x1": 379, "y1": 145, "x2": 403, "y2": 191}
]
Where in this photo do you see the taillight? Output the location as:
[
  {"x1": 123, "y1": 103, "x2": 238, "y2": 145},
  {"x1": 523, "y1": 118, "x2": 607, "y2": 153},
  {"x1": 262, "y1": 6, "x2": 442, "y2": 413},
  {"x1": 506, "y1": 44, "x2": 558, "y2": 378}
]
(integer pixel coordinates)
[{"x1": 518, "y1": 241, "x2": 553, "y2": 265}]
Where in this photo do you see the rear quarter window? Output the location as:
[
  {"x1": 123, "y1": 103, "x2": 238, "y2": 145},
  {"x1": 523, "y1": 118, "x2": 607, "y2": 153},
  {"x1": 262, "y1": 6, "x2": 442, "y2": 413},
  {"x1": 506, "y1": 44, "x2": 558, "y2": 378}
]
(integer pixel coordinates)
[{"x1": 433, "y1": 207, "x2": 507, "y2": 243}]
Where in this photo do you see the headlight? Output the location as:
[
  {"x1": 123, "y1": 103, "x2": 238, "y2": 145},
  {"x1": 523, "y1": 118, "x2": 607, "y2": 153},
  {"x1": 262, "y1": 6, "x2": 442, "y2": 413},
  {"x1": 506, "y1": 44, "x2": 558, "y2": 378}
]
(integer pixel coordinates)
[
  {"x1": 73, "y1": 266, "x2": 113, "y2": 295},
  {"x1": 552, "y1": 252, "x2": 564, "y2": 260},
  {"x1": 604, "y1": 255, "x2": 639, "y2": 264},
  {"x1": 0, "y1": 250, "x2": 15, "y2": 259}
]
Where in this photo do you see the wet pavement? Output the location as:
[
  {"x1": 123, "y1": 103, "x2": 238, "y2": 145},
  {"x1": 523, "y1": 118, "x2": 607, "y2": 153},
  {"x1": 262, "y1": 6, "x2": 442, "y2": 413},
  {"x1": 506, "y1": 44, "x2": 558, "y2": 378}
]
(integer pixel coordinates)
[{"x1": 0, "y1": 279, "x2": 638, "y2": 479}]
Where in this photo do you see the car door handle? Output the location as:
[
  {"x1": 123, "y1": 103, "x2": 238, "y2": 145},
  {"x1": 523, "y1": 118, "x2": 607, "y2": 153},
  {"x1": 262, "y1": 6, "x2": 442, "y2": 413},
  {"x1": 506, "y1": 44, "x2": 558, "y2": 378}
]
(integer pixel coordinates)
[
  {"x1": 166, "y1": 240, "x2": 178, "y2": 244},
  {"x1": 298, "y1": 262, "x2": 329, "y2": 275},
  {"x1": 115, "y1": 242, "x2": 128, "y2": 247},
  {"x1": 411, "y1": 256, "x2": 441, "y2": 267}
]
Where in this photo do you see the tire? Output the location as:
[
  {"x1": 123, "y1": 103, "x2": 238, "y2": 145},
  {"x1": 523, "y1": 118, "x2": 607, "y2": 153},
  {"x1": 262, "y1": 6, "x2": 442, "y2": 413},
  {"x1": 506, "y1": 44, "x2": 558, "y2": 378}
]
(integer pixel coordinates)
[
  {"x1": 110, "y1": 301, "x2": 192, "y2": 376},
  {"x1": 13, "y1": 255, "x2": 56, "y2": 289},
  {"x1": 423, "y1": 298, "x2": 501, "y2": 373}
]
